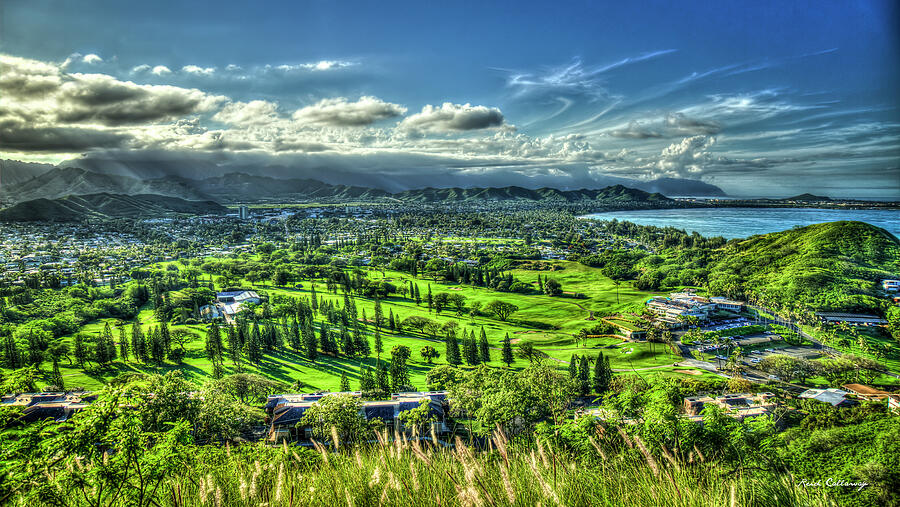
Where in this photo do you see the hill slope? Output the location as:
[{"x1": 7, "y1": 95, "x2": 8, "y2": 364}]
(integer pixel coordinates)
[
  {"x1": 709, "y1": 221, "x2": 900, "y2": 311},
  {"x1": 0, "y1": 193, "x2": 227, "y2": 222},
  {"x1": 0, "y1": 167, "x2": 211, "y2": 203}
]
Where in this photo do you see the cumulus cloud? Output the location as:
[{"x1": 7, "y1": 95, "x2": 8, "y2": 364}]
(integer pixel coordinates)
[
  {"x1": 292, "y1": 96, "x2": 406, "y2": 127},
  {"x1": 82, "y1": 54, "x2": 103, "y2": 64},
  {"x1": 131, "y1": 64, "x2": 151, "y2": 73},
  {"x1": 213, "y1": 100, "x2": 280, "y2": 126},
  {"x1": 399, "y1": 103, "x2": 505, "y2": 133},
  {"x1": 0, "y1": 55, "x2": 63, "y2": 97},
  {"x1": 54, "y1": 73, "x2": 224, "y2": 125},
  {"x1": 0, "y1": 54, "x2": 226, "y2": 153},
  {"x1": 653, "y1": 135, "x2": 715, "y2": 178},
  {"x1": 152, "y1": 65, "x2": 172, "y2": 75},
  {"x1": 182, "y1": 64, "x2": 215, "y2": 75}
]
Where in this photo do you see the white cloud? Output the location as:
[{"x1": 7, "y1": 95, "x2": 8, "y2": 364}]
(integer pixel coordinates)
[
  {"x1": 182, "y1": 65, "x2": 215, "y2": 75},
  {"x1": 225, "y1": 64, "x2": 242, "y2": 72},
  {"x1": 213, "y1": 100, "x2": 280, "y2": 126},
  {"x1": 131, "y1": 64, "x2": 151, "y2": 73},
  {"x1": 0, "y1": 54, "x2": 226, "y2": 153},
  {"x1": 274, "y1": 60, "x2": 355, "y2": 72},
  {"x1": 399, "y1": 103, "x2": 505, "y2": 133},
  {"x1": 292, "y1": 96, "x2": 406, "y2": 127},
  {"x1": 82, "y1": 54, "x2": 103, "y2": 65},
  {"x1": 653, "y1": 136, "x2": 715, "y2": 178},
  {"x1": 152, "y1": 65, "x2": 172, "y2": 76}
]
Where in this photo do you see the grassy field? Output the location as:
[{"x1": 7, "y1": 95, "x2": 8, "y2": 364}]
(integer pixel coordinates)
[{"x1": 36, "y1": 260, "x2": 676, "y2": 392}]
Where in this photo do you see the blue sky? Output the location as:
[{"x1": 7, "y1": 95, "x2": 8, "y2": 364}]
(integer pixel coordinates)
[{"x1": 1, "y1": 0, "x2": 898, "y2": 198}]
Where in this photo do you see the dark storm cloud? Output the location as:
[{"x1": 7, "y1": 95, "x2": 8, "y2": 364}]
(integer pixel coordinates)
[
  {"x1": 0, "y1": 126, "x2": 128, "y2": 152},
  {"x1": 399, "y1": 103, "x2": 505, "y2": 132}
]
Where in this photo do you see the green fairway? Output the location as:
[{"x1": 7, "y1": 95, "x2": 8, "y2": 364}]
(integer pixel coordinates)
[{"x1": 8, "y1": 260, "x2": 688, "y2": 392}]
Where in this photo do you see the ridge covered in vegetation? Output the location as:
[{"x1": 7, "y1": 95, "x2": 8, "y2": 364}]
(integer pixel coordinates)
[{"x1": 0, "y1": 193, "x2": 228, "y2": 222}]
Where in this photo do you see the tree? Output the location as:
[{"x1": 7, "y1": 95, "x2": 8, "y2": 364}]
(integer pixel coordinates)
[
  {"x1": 205, "y1": 323, "x2": 224, "y2": 375},
  {"x1": 593, "y1": 352, "x2": 612, "y2": 394},
  {"x1": 568, "y1": 354, "x2": 578, "y2": 379},
  {"x1": 227, "y1": 325, "x2": 243, "y2": 370},
  {"x1": 375, "y1": 361, "x2": 390, "y2": 392},
  {"x1": 397, "y1": 398, "x2": 434, "y2": 435},
  {"x1": 131, "y1": 323, "x2": 146, "y2": 362},
  {"x1": 359, "y1": 366, "x2": 376, "y2": 392},
  {"x1": 478, "y1": 327, "x2": 490, "y2": 363},
  {"x1": 420, "y1": 345, "x2": 440, "y2": 364},
  {"x1": 517, "y1": 341, "x2": 539, "y2": 364},
  {"x1": 463, "y1": 331, "x2": 479, "y2": 365},
  {"x1": 577, "y1": 355, "x2": 591, "y2": 396},
  {"x1": 544, "y1": 278, "x2": 563, "y2": 296},
  {"x1": 3, "y1": 335, "x2": 22, "y2": 369},
  {"x1": 389, "y1": 345, "x2": 412, "y2": 391},
  {"x1": 373, "y1": 326, "x2": 383, "y2": 359},
  {"x1": 299, "y1": 393, "x2": 366, "y2": 443},
  {"x1": 374, "y1": 298, "x2": 384, "y2": 329},
  {"x1": 426, "y1": 364, "x2": 465, "y2": 390},
  {"x1": 339, "y1": 372, "x2": 350, "y2": 391},
  {"x1": 445, "y1": 328, "x2": 461, "y2": 366},
  {"x1": 149, "y1": 327, "x2": 165, "y2": 364},
  {"x1": 485, "y1": 300, "x2": 519, "y2": 321},
  {"x1": 73, "y1": 333, "x2": 88, "y2": 367},
  {"x1": 49, "y1": 357, "x2": 65, "y2": 391},
  {"x1": 302, "y1": 321, "x2": 318, "y2": 362},
  {"x1": 501, "y1": 332, "x2": 514, "y2": 367},
  {"x1": 245, "y1": 322, "x2": 263, "y2": 366},
  {"x1": 217, "y1": 373, "x2": 284, "y2": 404},
  {"x1": 118, "y1": 327, "x2": 129, "y2": 362}
]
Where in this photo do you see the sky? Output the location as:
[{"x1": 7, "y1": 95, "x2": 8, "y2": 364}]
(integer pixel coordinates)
[{"x1": 1, "y1": 0, "x2": 898, "y2": 198}]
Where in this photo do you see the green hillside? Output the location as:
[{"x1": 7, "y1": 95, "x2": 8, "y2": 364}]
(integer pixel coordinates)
[
  {"x1": 0, "y1": 193, "x2": 228, "y2": 222},
  {"x1": 709, "y1": 221, "x2": 900, "y2": 311}
]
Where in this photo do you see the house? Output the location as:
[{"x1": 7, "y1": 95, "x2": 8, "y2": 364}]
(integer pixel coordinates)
[
  {"x1": 842, "y1": 384, "x2": 891, "y2": 401},
  {"x1": 798, "y1": 388, "x2": 854, "y2": 407},
  {"x1": 889, "y1": 395, "x2": 900, "y2": 414},
  {"x1": 683, "y1": 392, "x2": 777, "y2": 422},
  {"x1": 710, "y1": 297, "x2": 745, "y2": 312},
  {"x1": 265, "y1": 391, "x2": 450, "y2": 442},
  {"x1": 207, "y1": 290, "x2": 261, "y2": 321},
  {"x1": 216, "y1": 290, "x2": 260, "y2": 305}
]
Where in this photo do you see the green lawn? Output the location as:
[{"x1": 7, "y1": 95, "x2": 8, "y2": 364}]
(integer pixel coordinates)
[{"x1": 11, "y1": 260, "x2": 685, "y2": 392}]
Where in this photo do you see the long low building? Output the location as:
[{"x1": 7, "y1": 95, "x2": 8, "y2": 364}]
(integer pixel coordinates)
[
  {"x1": 814, "y1": 312, "x2": 887, "y2": 325},
  {"x1": 265, "y1": 391, "x2": 450, "y2": 442},
  {"x1": 1, "y1": 391, "x2": 97, "y2": 423}
]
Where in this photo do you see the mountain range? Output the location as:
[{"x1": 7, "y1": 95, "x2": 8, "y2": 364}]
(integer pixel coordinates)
[
  {"x1": 0, "y1": 193, "x2": 227, "y2": 222},
  {"x1": 0, "y1": 159, "x2": 727, "y2": 204},
  {"x1": 0, "y1": 164, "x2": 680, "y2": 205}
]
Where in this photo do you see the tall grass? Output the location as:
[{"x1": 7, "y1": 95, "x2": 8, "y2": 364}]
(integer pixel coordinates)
[{"x1": 138, "y1": 429, "x2": 832, "y2": 507}]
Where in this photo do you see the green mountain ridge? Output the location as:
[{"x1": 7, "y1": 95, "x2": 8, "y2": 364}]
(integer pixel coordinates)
[
  {"x1": 0, "y1": 166, "x2": 671, "y2": 205},
  {"x1": 0, "y1": 193, "x2": 228, "y2": 222}
]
